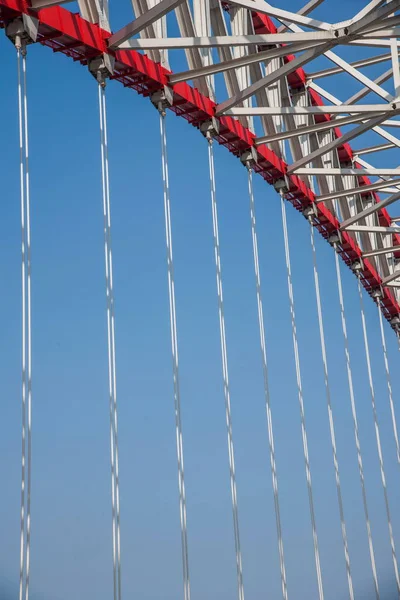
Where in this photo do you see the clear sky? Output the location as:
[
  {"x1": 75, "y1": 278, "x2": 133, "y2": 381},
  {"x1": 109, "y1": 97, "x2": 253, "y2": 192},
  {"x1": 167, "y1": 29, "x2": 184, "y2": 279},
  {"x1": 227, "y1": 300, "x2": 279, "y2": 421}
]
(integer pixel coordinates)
[{"x1": 1, "y1": 1, "x2": 400, "y2": 599}]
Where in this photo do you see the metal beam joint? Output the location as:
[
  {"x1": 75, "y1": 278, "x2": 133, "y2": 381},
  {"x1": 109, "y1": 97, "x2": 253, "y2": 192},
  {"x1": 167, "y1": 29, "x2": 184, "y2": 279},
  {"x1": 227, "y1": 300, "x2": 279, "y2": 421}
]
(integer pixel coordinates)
[
  {"x1": 351, "y1": 259, "x2": 364, "y2": 273},
  {"x1": 6, "y1": 15, "x2": 39, "y2": 48},
  {"x1": 200, "y1": 118, "x2": 220, "y2": 140},
  {"x1": 240, "y1": 147, "x2": 258, "y2": 168},
  {"x1": 151, "y1": 86, "x2": 174, "y2": 115},
  {"x1": 273, "y1": 178, "x2": 290, "y2": 196},
  {"x1": 88, "y1": 55, "x2": 115, "y2": 86}
]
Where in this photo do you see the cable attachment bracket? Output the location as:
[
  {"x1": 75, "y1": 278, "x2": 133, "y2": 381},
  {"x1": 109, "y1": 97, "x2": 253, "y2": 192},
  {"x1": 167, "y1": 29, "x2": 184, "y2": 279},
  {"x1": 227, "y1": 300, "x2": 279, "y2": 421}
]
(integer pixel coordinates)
[
  {"x1": 240, "y1": 147, "x2": 258, "y2": 170},
  {"x1": 6, "y1": 15, "x2": 39, "y2": 51},
  {"x1": 328, "y1": 231, "x2": 342, "y2": 251},
  {"x1": 88, "y1": 55, "x2": 115, "y2": 87},
  {"x1": 350, "y1": 258, "x2": 364, "y2": 276},
  {"x1": 151, "y1": 86, "x2": 173, "y2": 116},
  {"x1": 200, "y1": 118, "x2": 220, "y2": 143},
  {"x1": 372, "y1": 287, "x2": 383, "y2": 303},
  {"x1": 273, "y1": 177, "x2": 290, "y2": 199},
  {"x1": 302, "y1": 204, "x2": 318, "y2": 225},
  {"x1": 390, "y1": 315, "x2": 400, "y2": 332}
]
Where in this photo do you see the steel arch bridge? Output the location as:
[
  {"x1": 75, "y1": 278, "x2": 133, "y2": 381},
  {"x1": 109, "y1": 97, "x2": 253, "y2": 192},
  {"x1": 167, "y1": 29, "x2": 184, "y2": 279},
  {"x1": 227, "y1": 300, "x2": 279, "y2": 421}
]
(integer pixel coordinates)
[{"x1": 2, "y1": 0, "x2": 400, "y2": 598}]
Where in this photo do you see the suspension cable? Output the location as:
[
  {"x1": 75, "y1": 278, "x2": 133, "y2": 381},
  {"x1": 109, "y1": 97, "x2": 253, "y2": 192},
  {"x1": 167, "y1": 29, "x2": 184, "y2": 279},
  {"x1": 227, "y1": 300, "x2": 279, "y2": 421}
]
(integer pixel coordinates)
[
  {"x1": 23, "y1": 46, "x2": 33, "y2": 600},
  {"x1": 376, "y1": 299, "x2": 400, "y2": 463},
  {"x1": 208, "y1": 138, "x2": 244, "y2": 600},
  {"x1": 98, "y1": 83, "x2": 122, "y2": 600},
  {"x1": 334, "y1": 250, "x2": 379, "y2": 599},
  {"x1": 17, "y1": 41, "x2": 32, "y2": 600},
  {"x1": 17, "y1": 44, "x2": 26, "y2": 600},
  {"x1": 357, "y1": 276, "x2": 400, "y2": 595},
  {"x1": 159, "y1": 111, "x2": 191, "y2": 600},
  {"x1": 247, "y1": 168, "x2": 288, "y2": 600},
  {"x1": 309, "y1": 223, "x2": 353, "y2": 599},
  {"x1": 280, "y1": 195, "x2": 324, "y2": 600}
]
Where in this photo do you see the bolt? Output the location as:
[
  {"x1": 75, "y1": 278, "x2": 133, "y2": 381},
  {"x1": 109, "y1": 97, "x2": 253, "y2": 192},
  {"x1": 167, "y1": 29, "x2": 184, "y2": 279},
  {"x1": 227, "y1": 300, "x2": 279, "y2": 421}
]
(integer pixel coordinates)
[
  {"x1": 158, "y1": 101, "x2": 166, "y2": 117},
  {"x1": 96, "y1": 70, "x2": 107, "y2": 88}
]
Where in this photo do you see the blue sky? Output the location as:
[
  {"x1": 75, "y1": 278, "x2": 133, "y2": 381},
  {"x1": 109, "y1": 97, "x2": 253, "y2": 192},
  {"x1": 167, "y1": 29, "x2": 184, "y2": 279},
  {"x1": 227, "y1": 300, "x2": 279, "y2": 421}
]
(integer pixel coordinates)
[{"x1": 1, "y1": 2, "x2": 400, "y2": 599}]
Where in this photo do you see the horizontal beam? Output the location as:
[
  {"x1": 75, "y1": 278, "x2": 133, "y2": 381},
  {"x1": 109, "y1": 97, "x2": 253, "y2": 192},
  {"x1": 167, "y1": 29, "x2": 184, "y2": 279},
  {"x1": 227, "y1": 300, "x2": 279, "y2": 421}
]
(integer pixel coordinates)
[
  {"x1": 108, "y1": 0, "x2": 185, "y2": 48},
  {"x1": 350, "y1": 37, "x2": 400, "y2": 47},
  {"x1": 382, "y1": 119, "x2": 400, "y2": 128},
  {"x1": 381, "y1": 270, "x2": 400, "y2": 285},
  {"x1": 119, "y1": 31, "x2": 336, "y2": 49},
  {"x1": 294, "y1": 168, "x2": 400, "y2": 176},
  {"x1": 316, "y1": 177, "x2": 400, "y2": 203},
  {"x1": 364, "y1": 26, "x2": 400, "y2": 38},
  {"x1": 363, "y1": 245, "x2": 400, "y2": 257},
  {"x1": 345, "y1": 225, "x2": 400, "y2": 233},
  {"x1": 224, "y1": 104, "x2": 397, "y2": 116},
  {"x1": 354, "y1": 142, "x2": 396, "y2": 155}
]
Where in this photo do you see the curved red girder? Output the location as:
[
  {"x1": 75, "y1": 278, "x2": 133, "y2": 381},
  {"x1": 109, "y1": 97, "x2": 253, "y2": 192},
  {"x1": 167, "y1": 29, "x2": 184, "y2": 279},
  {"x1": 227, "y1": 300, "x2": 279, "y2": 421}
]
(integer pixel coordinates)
[{"x1": 0, "y1": 0, "x2": 399, "y2": 324}]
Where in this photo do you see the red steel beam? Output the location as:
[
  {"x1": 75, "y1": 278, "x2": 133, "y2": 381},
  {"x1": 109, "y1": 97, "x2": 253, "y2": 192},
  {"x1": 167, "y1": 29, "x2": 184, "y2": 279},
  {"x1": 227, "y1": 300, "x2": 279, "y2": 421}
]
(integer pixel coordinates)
[{"x1": 0, "y1": 0, "x2": 398, "y2": 323}]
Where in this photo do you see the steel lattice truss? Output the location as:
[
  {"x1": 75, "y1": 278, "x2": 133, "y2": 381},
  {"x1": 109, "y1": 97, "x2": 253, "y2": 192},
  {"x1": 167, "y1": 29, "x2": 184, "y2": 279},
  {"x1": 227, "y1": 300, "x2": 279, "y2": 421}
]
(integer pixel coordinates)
[{"x1": 2, "y1": 0, "x2": 400, "y2": 329}]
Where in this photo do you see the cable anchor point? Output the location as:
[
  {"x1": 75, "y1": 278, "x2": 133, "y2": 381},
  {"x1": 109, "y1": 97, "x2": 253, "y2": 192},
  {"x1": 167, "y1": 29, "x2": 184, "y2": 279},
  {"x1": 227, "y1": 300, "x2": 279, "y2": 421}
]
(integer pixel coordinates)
[
  {"x1": 240, "y1": 148, "x2": 258, "y2": 170},
  {"x1": 350, "y1": 258, "x2": 364, "y2": 277},
  {"x1": 151, "y1": 86, "x2": 173, "y2": 117},
  {"x1": 88, "y1": 55, "x2": 115, "y2": 88},
  {"x1": 273, "y1": 177, "x2": 290, "y2": 199},
  {"x1": 372, "y1": 287, "x2": 383, "y2": 304},
  {"x1": 6, "y1": 15, "x2": 38, "y2": 51},
  {"x1": 14, "y1": 34, "x2": 23, "y2": 52},
  {"x1": 328, "y1": 231, "x2": 342, "y2": 251},
  {"x1": 390, "y1": 315, "x2": 400, "y2": 332},
  {"x1": 200, "y1": 118, "x2": 220, "y2": 144},
  {"x1": 302, "y1": 204, "x2": 318, "y2": 225}
]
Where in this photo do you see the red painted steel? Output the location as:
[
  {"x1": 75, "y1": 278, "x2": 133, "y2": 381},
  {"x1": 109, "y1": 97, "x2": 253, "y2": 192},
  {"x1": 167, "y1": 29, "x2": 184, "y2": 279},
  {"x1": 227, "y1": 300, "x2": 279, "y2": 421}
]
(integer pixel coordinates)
[{"x1": 0, "y1": 0, "x2": 398, "y2": 322}]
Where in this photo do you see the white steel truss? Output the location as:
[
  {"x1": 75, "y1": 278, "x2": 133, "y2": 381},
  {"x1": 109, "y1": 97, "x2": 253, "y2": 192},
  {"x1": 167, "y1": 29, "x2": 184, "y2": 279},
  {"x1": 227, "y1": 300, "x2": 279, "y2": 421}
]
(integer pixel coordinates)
[{"x1": 44, "y1": 0, "x2": 400, "y2": 322}]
